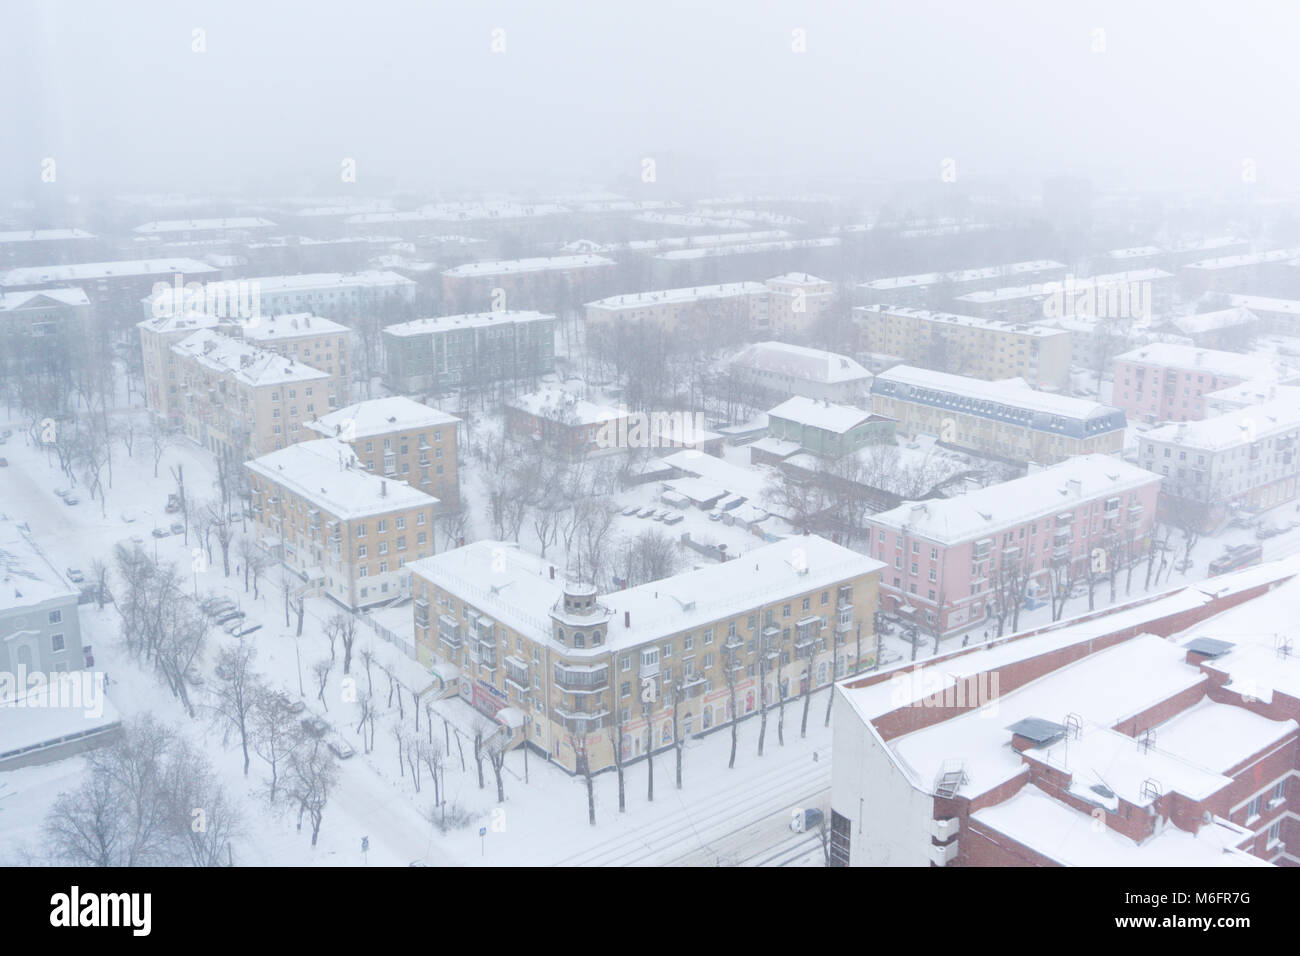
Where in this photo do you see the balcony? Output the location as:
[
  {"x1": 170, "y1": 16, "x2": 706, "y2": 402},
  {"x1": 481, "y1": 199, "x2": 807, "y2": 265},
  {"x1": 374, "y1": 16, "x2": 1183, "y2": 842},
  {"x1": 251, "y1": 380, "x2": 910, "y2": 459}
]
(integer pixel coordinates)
[
  {"x1": 555, "y1": 663, "x2": 608, "y2": 693},
  {"x1": 437, "y1": 615, "x2": 461, "y2": 649},
  {"x1": 414, "y1": 599, "x2": 430, "y2": 629},
  {"x1": 555, "y1": 707, "x2": 609, "y2": 733},
  {"x1": 504, "y1": 657, "x2": 530, "y2": 691}
]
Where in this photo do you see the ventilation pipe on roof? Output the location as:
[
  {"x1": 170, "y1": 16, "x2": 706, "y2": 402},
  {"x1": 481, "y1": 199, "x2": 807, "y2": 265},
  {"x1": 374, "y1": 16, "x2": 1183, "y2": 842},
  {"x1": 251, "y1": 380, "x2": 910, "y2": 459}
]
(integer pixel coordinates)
[{"x1": 624, "y1": 610, "x2": 631, "y2": 628}]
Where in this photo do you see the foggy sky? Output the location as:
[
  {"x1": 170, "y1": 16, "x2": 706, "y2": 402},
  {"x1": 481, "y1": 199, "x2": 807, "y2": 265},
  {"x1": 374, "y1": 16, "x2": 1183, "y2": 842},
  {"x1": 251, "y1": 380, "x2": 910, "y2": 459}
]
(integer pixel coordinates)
[{"x1": 4, "y1": 0, "x2": 1300, "y2": 199}]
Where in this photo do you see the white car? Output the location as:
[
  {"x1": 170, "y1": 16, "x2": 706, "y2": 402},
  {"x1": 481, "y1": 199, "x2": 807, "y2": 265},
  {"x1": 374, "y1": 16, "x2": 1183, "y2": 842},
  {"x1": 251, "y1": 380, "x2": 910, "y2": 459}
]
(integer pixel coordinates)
[{"x1": 120, "y1": 509, "x2": 139, "y2": 523}]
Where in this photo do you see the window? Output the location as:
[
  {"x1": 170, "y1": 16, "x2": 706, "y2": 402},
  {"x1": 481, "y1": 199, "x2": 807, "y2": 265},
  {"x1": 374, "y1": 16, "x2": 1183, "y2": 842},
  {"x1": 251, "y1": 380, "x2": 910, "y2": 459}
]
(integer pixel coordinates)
[
  {"x1": 50, "y1": 633, "x2": 66, "y2": 652},
  {"x1": 1246, "y1": 795, "x2": 1262, "y2": 820},
  {"x1": 48, "y1": 610, "x2": 62, "y2": 625},
  {"x1": 620, "y1": 655, "x2": 631, "y2": 671},
  {"x1": 683, "y1": 634, "x2": 693, "y2": 651},
  {"x1": 357, "y1": 546, "x2": 367, "y2": 558}
]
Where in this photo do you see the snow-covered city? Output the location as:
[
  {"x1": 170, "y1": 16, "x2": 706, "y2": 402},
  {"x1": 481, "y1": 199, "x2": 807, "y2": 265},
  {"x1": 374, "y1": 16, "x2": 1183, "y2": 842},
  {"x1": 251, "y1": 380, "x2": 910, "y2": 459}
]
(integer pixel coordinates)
[{"x1": 0, "y1": 2, "x2": 1296, "y2": 933}]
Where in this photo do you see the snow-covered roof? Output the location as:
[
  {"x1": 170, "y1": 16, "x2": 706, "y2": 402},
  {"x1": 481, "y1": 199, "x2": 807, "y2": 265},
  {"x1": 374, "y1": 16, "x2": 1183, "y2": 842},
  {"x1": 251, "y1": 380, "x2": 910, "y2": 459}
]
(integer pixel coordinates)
[
  {"x1": 1183, "y1": 248, "x2": 1300, "y2": 271},
  {"x1": 587, "y1": 282, "x2": 766, "y2": 311},
  {"x1": 1100, "y1": 246, "x2": 1165, "y2": 260},
  {"x1": 417, "y1": 201, "x2": 569, "y2": 222},
  {"x1": 409, "y1": 536, "x2": 882, "y2": 655},
  {"x1": 767, "y1": 396, "x2": 876, "y2": 434},
  {"x1": 972, "y1": 784, "x2": 1267, "y2": 866},
  {"x1": 0, "y1": 228, "x2": 95, "y2": 243},
  {"x1": 661, "y1": 449, "x2": 781, "y2": 507},
  {"x1": 1114, "y1": 343, "x2": 1287, "y2": 380},
  {"x1": 246, "y1": 438, "x2": 438, "y2": 520},
  {"x1": 506, "y1": 388, "x2": 622, "y2": 426},
  {"x1": 0, "y1": 519, "x2": 78, "y2": 612},
  {"x1": 1204, "y1": 379, "x2": 1300, "y2": 409},
  {"x1": 1167, "y1": 307, "x2": 1260, "y2": 336},
  {"x1": 867, "y1": 454, "x2": 1160, "y2": 544},
  {"x1": 144, "y1": 271, "x2": 416, "y2": 314},
  {"x1": 442, "y1": 255, "x2": 615, "y2": 278},
  {"x1": 653, "y1": 237, "x2": 839, "y2": 261},
  {"x1": 0, "y1": 287, "x2": 91, "y2": 310},
  {"x1": 1142, "y1": 396, "x2": 1300, "y2": 451},
  {"x1": 381, "y1": 310, "x2": 555, "y2": 337},
  {"x1": 1225, "y1": 294, "x2": 1300, "y2": 316},
  {"x1": 1178, "y1": 568, "x2": 1300, "y2": 707},
  {"x1": 730, "y1": 341, "x2": 870, "y2": 384},
  {"x1": 872, "y1": 365, "x2": 1124, "y2": 431},
  {"x1": 171, "y1": 329, "x2": 330, "y2": 387},
  {"x1": 886, "y1": 633, "x2": 1206, "y2": 800},
  {"x1": 307, "y1": 397, "x2": 459, "y2": 440},
  {"x1": 240, "y1": 312, "x2": 350, "y2": 342},
  {"x1": 857, "y1": 260, "x2": 1067, "y2": 292},
  {"x1": 766, "y1": 272, "x2": 830, "y2": 287},
  {"x1": 855, "y1": 305, "x2": 1070, "y2": 338},
  {"x1": 134, "y1": 217, "x2": 276, "y2": 234},
  {"x1": 136, "y1": 309, "x2": 225, "y2": 335},
  {"x1": 1, "y1": 258, "x2": 218, "y2": 287},
  {"x1": 1151, "y1": 697, "x2": 1297, "y2": 776},
  {"x1": 955, "y1": 269, "x2": 1173, "y2": 305}
]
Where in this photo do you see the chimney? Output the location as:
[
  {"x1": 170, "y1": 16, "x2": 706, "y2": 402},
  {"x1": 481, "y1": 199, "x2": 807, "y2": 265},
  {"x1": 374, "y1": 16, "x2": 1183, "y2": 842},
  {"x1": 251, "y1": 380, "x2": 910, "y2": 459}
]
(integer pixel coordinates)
[
  {"x1": 1067, "y1": 478, "x2": 1082, "y2": 497},
  {"x1": 380, "y1": 480, "x2": 387, "y2": 497},
  {"x1": 549, "y1": 566, "x2": 555, "y2": 580},
  {"x1": 624, "y1": 610, "x2": 631, "y2": 628}
]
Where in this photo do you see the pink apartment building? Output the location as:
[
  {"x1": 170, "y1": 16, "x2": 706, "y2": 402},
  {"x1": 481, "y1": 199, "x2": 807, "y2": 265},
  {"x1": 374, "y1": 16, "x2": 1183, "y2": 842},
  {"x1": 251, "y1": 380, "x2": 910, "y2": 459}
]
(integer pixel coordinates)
[
  {"x1": 1113, "y1": 344, "x2": 1290, "y2": 424},
  {"x1": 863, "y1": 455, "x2": 1162, "y2": 637}
]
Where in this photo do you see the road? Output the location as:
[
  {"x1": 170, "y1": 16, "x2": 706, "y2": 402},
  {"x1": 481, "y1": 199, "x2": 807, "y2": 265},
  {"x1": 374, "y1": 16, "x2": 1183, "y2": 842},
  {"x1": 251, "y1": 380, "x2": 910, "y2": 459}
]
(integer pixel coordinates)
[{"x1": 665, "y1": 785, "x2": 830, "y2": 866}]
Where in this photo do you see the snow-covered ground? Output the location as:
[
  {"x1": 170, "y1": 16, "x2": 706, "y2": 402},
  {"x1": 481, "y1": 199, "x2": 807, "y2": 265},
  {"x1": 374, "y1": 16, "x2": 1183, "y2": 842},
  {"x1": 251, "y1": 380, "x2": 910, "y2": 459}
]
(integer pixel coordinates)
[{"x1": 0, "y1": 402, "x2": 841, "y2": 866}]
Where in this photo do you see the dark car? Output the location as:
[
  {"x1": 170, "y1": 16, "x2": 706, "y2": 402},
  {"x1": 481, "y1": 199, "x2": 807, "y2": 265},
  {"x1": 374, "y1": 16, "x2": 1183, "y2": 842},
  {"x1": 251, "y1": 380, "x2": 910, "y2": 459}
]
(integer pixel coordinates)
[
  {"x1": 790, "y1": 807, "x2": 825, "y2": 833},
  {"x1": 301, "y1": 716, "x2": 329, "y2": 738}
]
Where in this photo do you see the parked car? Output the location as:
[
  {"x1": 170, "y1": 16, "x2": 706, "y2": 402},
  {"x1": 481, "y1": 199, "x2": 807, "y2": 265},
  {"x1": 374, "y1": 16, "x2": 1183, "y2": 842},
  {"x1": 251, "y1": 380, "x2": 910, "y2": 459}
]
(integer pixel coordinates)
[
  {"x1": 233, "y1": 624, "x2": 262, "y2": 638},
  {"x1": 120, "y1": 509, "x2": 138, "y2": 523},
  {"x1": 129, "y1": 535, "x2": 145, "y2": 546},
  {"x1": 54, "y1": 488, "x2": 70, "y2": 498},
  {"x1": 621, "y1": 505, "x2": 641, "y2": 517},
  {"x1": 1, "y1": 429, "x2": 11, "y2": 438},
  {"x1": 215, "y1": 610, "x2": 245, "y2": 625},
  {"x1": 789, "y1": 807, "x2": 825, "y2": 833},
  {"x1": 66, "y1": 567, "x2": 84, "y2": 583},
  {"x1": 328, "y1": 737, "x2": 356, "y2": 759},
  {"x1": 1255, "y1": 523, "x2": 1280, "y2": 540},
  {"x1": 301, "y1": 716, "x2": 329, "y2": 738},
  {"x1": 0, "y1": 458, "x2": 8, "y2": 468},
  {"x1": 63, "y1": 496, "x2": 80, "y2": 506},
  {"x1": 663, "y1": 513, "x2": 684, "y2": 526},
  {"x1": 1175, "y1": 558, "x2": 1194, "y2": 572},
  {"x1": 652, "y1": 510, "x2": 667, "y2": 521},
  {"x1": 151, "y1": 527, "x2": 169, "y2": 538},
  {"x1": 223, "y1": 618, "x2": 245, "y2": 635},
  {"x1": 708, "y1": 510, "x2": 723, "y2": 521},
  {"x1": 170, "y1": 522, "x2": 184, "y2": 535},
  {"x1": 637, "y1": 507, "x2": 656, "y2": 518},
  {"x1": 185, "y1": 671, "x2": 205, "y2": 687}
]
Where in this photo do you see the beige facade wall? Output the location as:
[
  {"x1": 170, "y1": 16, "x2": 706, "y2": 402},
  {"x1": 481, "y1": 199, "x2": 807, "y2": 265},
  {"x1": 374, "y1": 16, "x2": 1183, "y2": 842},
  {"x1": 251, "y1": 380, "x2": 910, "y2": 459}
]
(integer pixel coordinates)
[
  {"x1": 248, "y1": 472, "x2": 437, "y2": 609},
  {"x1": 348, "y1": 423, "x2": 460, "y2": 506},
  {"x1": 411, "y1": 568, "x2": 880, "y2": 773}
]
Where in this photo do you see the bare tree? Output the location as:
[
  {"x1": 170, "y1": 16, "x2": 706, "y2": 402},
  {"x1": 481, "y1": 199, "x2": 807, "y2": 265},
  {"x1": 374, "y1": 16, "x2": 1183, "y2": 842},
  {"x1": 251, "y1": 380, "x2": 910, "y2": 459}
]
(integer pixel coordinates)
[
  {"x1": 250, "y1": 687, "x2": 305, "y2": 802},
  {"x1": 313, "y1": 659, "x2": 333, "y2": 711},
  {"x1": 208, "y1": 639, "x2": 261, "y2": 775},
  {"x1": 286, "y1": 737, "x2": 339, "y2": 847}
]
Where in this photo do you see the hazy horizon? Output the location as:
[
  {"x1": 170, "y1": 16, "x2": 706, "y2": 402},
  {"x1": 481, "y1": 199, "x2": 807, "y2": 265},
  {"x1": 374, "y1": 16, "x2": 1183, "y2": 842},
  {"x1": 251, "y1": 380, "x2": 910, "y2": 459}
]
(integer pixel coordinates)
[{"x1": 4, "y1": 0, "x2": 1300, "y2": 202}]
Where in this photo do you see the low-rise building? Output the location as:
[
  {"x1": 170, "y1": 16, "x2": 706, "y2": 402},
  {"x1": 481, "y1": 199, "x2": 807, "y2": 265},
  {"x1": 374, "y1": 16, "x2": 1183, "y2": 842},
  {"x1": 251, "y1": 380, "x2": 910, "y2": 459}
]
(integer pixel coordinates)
[
  {"x1": 728, "y1": 340, "x2": 871, "y2": 405},
  {"x1": 408, "y1": 535, "x2": 883, "y2": 772},
  {"x1": 763, "y1": 396, "x2": 894, "y2": 460},
  {"x1": 306, "y1": 397, "x2": 461, "y2": 505},
  {"x1": 585, "y1": 282, "x2": 768, "y2": 333},
  {"x1": 863, "y1": 455, "x2": 1161, "y2": 637},
  {"x1": 829, "y1": 561, "x2": 1300, "y2": 866},
  {"x1": 855, "y1": 260, "x2": 1068, "y2": 310},
  {"x1": 854, "y1": 305, "x2": 1072, "y2": 390},
  {"x1": 953, "y1": 269, "x2": 1175, "y2": 325},
  {"x1": 1112, "y1": 343, "x2": 1290, "y2": 423},
  {"x1": 170, "y1": 329, "x2": 332, "y2": 460},
  {"x1": 1139, "y1": 396, "x2": 1300, "y2": 528},
  {"x1": 442, "y1": 255, "x2": 616, "y2": 314},
  {"x1": 2, "y1": 257, "x2": 219, "y2": 330},
  {"x1": 381, "y1": 310, "x2": 556, "y2": 394},
  {"x1": 1180, "y1": 248, "x2": 1300, "y2": 296},
  {"x1": 764, "y1": 273, "x2": 835, "y2": 334},
  {"x1": 142, "y1": 269, "x2": 416, "y2": 323},
  {"x1": 246, "y1": 438, "x2": 439, "y2": 610},
  {"x1": 870, "y1": 365, "x2": 1126, "y2": 465},
  {"x1": 0, "y1": 288, "x2": 92, "y2": 379},
  {"x1": 0, "y1": 518, "x2": 88, "y2": 675}
]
